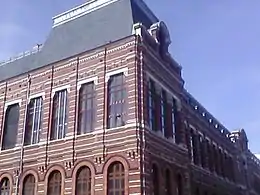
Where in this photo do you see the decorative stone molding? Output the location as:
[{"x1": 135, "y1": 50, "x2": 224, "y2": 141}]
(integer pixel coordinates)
[
  {"x1": 13, "y1": 169, "x2": 19, "y2": 177},
  {"x1": 105, "y1": 67, "x2": 128, "y2": 82},
  {"x1": 127, "y1": 150, "x2": 137, "y2": 159},
  {"x1": 64, "y1": 160, "x2": 73, "y2": 170},
  {"x1": 38, "y1": 165, "x2": 47, "y2": 174},
  {"x1": 77, "y1": 76, "x2": 98, "y2": 90},
  {"x1": 94, "y1": 156, "x2": 105, "y2": 165},
  {"x1": 51, "y1": 84, "x2": 70, "y2": 97},
  {"x1": 4, "y1": 99, "x2": 22, "y2": 111}
]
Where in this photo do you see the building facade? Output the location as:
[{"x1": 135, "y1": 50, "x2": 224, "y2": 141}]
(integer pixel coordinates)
[{"x1": 0, "y1": 0, "x2": 259, "y2": 195}]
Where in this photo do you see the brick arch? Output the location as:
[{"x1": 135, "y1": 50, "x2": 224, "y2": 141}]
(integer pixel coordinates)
[
  {"x1": 175, "y1": 172, "x2": 184, "y2": 195},
  {"x1": 72, "y1": 161, "x2": 96, "y2": 195},
  {"x1": 150, "y1": 161, "x2": 161, "y2": 195},
  {"x1": 103, "y1": 155, "x2": 129, "y2": 195},
  {"x1": 44, "y1": 165, "x2": 66, "y2": 195},
  {"x1": 163, "y1": 165, "x2": 175, "y2": 195},
  {"x1": 0, "y1": 173, "x2": 13, "y2": 194},
  {"x1": 19, "y1": 169, "x2": 39, "y2": 195}
]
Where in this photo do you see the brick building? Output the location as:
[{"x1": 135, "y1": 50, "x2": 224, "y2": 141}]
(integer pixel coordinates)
[{"x1": 0, "y1": 0, "x2": 259, "y2": 195}]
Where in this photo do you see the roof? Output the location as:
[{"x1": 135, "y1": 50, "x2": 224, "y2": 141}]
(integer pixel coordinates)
[{"x1": 0, "y1": 0, "x2": 158, "y2": 82}]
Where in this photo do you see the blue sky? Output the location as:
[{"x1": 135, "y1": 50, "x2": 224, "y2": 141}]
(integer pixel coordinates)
[{"x1": 0, "y1": 0, "x2": 259, "y2": 153}]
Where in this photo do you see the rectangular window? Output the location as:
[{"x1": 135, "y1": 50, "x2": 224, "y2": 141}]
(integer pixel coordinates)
[
  {"x1": 148, "y1": 79, "x2": 156, "y2": 131},
  {"x1": 171, "y1": 98, "x2": 177, "y2": 142},
  {"x1": 2, "y1": 104, "x2": 20, "y2": 150},
  {"x1": 192, "y1": 133, "x2": 199, "y2": 165},
  {"x1": 78, "y1": 82, "x2": 95, "y2": 134},
  {"x1": 25, "y1": 97, "x2": 43, "y2": 145},
  {"x1": 160, "y1": 90, "x2": 167, "y2": 136},
  {"x1": 207, "y1": 141, "x2": 213, "y2": 172},
  {"x1": 189, "y1": 133, "x2": 194, "y2": 163},
  {"x1": 199, "y1": 135, "x2": 206, "y2": 168},
  {"x1": 107, "y1": 73, "x2": 126, "y2": 129},
  {"x1": 51, "y1": 89, "x2": 68, "y2": 140}
]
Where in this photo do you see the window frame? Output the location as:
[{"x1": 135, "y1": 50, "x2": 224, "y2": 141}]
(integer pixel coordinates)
[
  {"x1": 78, "y1": 82, "x2": 96, "y2": 134},
  {"x1": 107, "y1": 73, "x2": 127, "y2": 129},
  {"x1": 75, "y1": 166, "x2": 91, "y2": 195},
  {"x1": 24, "y1": 97, "x2": 43, "y2": 145},
  {"x1": 107, "y1": 162, "x2": 125, "y2": 195},
  {"x1": 0, "y1": 177, "x2": 10, "y2": 195},
  {"x1": 51, "y1": 89, "x2": 68, "y2": 140},
  {"x1": 22, "y1": 174, "x2": 36, "y2": 195},
  {"x1": 2, "y1": 103, "x2": 20, "y2": 150},
  {"x1": 47, "y1": 171, "x2": 62, "y2": 195}
]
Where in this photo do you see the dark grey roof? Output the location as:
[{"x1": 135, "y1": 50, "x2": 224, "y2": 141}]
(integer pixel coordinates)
[{"x1": 0, "y1": 0, "x2": 158, "y2": 82}]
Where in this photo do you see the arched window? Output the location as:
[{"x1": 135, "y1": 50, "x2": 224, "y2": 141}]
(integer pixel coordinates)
[
  {"x1": 2, "y1": 104, "x2": 20, "y2": 150},
  {"x1": 152, "y1": 164, "x2": 159, "y2": 195},
  {"x1": 107, "y1": 162, "x2": 125, "y2": 195},
  {"x1": 176, "y1": 174, "x2": 183, "y2": 195},
  {"x1": 165, "y1": 169, "x2": 171, "y2": 195},
  {"x1": 0, "y1": 177, "x2": 10, "y2": 195},
  {"x1": 47, "y1": 171, "x2": 62, "y2": 195},
  {"x1": 76, "y1": 166, "x2": 91, "y2": 195},
  {"x1": 22, "y1": 174, "x2": 35, "y2": 195}
]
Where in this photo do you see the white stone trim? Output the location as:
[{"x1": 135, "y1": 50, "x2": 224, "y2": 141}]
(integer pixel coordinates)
[
  {"x1": 52, "y1": 0, "x2": 120, "y2": 27},
  {"x1": 77, "y1": 76, "x2": 98, "y2": 90},
  {"x1": 29, "y1": 92, "x2": 46, "y2": 101},
  {"x1": 132, "y1": 23, "x2": 143, "y2": 36},
  {"x1": 146, "y1": 72, "x2": 181, "y2": 110},
  {"x1": 4, "y1": 99, "x2": 22, "y2": 111},
  {"x1": 105, "y1": 67, "x2": 128, "y2": 82},
  {"x1": 51, "y1": 84, "x2": 70, "y2": 97}
]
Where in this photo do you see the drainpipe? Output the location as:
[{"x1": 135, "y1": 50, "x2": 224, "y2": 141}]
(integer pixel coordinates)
[
  {"x1": 102, "y1": 47, "x2": 107, "y2": 160},
  {"x1": 15, "y1": 74, "x2": 31, "y2": 195},
  {"x1": 72, "y1": 57, "x2": 80, "y2": 164},
  {"x1": 0, "y1": 82, "x2": 7, "y2": 150}
]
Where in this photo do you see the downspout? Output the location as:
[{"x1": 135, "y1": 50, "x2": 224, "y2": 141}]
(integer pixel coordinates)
[
  {"x1": 136, "y1": 33, "x2": 146, "y2": 195},
  {"x1": 15, "y1": 74, "x2": 31, "y2": 195},
  {"x1": 45, "y1": 65, "x2": 54, "y2": 168},
  {"x1": 72, "y1": 57, "x2": 80, "y2": 163},
  {"x1": 0, "y1": 82, "x2": 7, "y2": 149},
  {"x1": 102, "y1": 47, "x2": 107, "y2": 160}
]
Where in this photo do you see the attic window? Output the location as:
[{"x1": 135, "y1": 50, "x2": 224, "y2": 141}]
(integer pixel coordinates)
[
  {"x1": 194, "y1": 106, "x2": 198, "y2": 110},
  {"x1": 202, "y1": 112, "x2": 205, "y2": 117}
]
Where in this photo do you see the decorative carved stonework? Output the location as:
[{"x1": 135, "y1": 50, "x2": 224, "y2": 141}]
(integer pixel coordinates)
[
  {"x1": 13, "y1": 169, "x2": 19, "y2": 177},
  {"x1": 94, "y1": 156, "x2": 105, "y2": 165},
  {"x1": 65, "y1": 161, "x2": 73, "y2": 170},
  {"x1": 127, "y1": 150, "x2": 137, "y2": 159},
  {"x1": 149, "y1": 21, "x2": 172, "y2": 61},
  {"x1": 38, "y1": 165, "x2": 47, "y2": 174}
]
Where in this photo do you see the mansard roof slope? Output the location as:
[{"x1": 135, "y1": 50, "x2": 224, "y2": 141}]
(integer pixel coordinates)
[{"x1": 0, "y1": 0, "x2": 158, "y2": 82}]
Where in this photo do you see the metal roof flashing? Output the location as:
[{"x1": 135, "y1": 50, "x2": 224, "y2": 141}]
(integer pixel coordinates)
[{"x1": 52, "y1": 0, "x2": 120, "y2": 28}]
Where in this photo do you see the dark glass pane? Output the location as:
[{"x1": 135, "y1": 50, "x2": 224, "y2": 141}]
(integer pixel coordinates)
[
  {"x1": 2, "y1": 104, "x2": 19, "y2": 150},
  {"x1": 107, "y1": 162, "x2": 125, "y2": 195},
  {"x1": 51, "y1": 90, "x2": 68, "y2": 140},
  {"x1": 107, "y1": 73, "x2": 126, "y2": 129},
  {"x1": 76, "y1": 166, "x2": 91, "y2": 195},
  {"x1": 25, "y1": 97, "x2": 43, "y2": 145},
  {"x1": 0, "y1": 178, "x2": 10, "y2": 195},
  {"x1": 78, "y1": 82, "x2": 95, "y2": 134},
  {"x1": 48, "y1": 171, "x2": 61, "y2": 195},
  {"x1": 22, "y1": 174, "x2": 35, "y2": 195}
]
